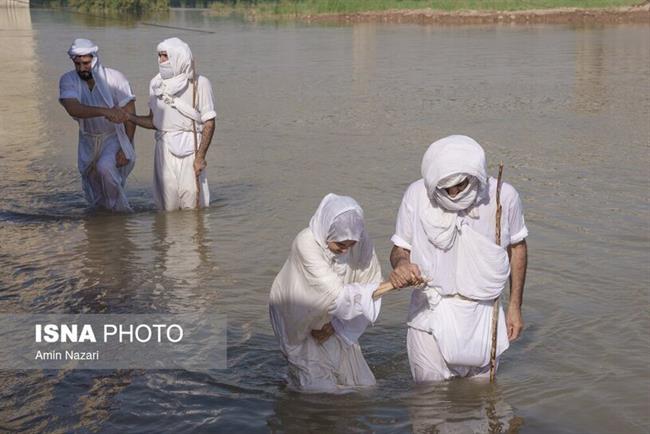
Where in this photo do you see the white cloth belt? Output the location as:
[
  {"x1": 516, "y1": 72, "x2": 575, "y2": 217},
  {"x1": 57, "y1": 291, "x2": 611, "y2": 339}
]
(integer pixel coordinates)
[{"x1": 81, "y1": 131, "x2": 115, "y2": 175}]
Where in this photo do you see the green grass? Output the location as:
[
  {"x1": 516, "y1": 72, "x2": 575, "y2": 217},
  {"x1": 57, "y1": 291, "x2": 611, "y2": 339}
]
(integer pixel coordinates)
[
  {"x1": 211, "y1": 0, "x2": 643, "y2": 16},
  {"x1": 63, "y1": 0, "x2": 168, "y2": 15}
]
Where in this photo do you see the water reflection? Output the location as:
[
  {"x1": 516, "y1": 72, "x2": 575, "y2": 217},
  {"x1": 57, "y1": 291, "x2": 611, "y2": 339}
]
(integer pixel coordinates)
[
  {"x1": 352, "y1": 23, "x2": 376, "y2": 96},
  {"x1": 73, "y1": 215, "x2": 140, "y2": 313},
  {"x1": 151, "y1": 211, "x2": 210, "y2": 298},
  {"x1": 0, "y1": 5, "x2": 43, "y2": 162},
  {"x1": 408, "y1": 381, "x2": 523, "y2": 434},
  {"x1": 573, "y1": 28, "x2": 606, "y2": 113}
]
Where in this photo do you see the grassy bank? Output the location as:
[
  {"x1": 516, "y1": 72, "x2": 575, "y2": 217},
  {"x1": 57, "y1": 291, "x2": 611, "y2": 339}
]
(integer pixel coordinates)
[
  {"x1": 33, "y1": 0, "x2": 169, "y2": 15},
  {"x1": 211, "y1": 0, "x2": 644, "y2": 16}
]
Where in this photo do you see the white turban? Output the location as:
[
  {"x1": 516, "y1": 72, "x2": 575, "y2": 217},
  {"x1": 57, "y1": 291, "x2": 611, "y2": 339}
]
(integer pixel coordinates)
[
  {"x1": 67, "y1": 38, "x2": 99, "y2": 67},
  {"x1": 419, "y1": 135, "x2": 489, "y2": 249},
  {"x1": 151, "y1": 37, "x2": 201, "y2": 122},
  {"x1": 421, "y1": 134, "x2": 487, "y2": 204},
  {"x1": 153, "y1": 37, "x2": 194, "y2": 97},
  {"x1": 309, "y1": 194, "x2": 365, "y2": 248},
  {"x1": 157, "y1": 37, "x2": 194, "y2": 78}
]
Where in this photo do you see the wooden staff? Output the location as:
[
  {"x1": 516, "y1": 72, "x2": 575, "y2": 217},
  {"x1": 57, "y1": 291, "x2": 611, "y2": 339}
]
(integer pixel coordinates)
[
  {"x1": 372, "y1": 281, "x2": 396, "y2": 300},
  {"x1": 489, "y1": 162, "x2": 504, "y2": 382},
  {"x1": 191, "y1": 62, "x2": 201, "y2": 209}
]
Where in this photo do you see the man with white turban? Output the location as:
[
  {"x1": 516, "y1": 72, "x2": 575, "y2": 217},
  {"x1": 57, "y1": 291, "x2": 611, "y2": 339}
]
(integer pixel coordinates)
[
  {"x1": 126, "y1": 37, "x2": 216, "y2": 211},
  {"x1": 389, "y1": 135, "x2": 528, "y2": 383},
  {"x1": 269, "y1": 194, "x2": 398, "y2": 392},
  {"x1": 59, "y1": 38, "x2": 136, "y2": 212}
]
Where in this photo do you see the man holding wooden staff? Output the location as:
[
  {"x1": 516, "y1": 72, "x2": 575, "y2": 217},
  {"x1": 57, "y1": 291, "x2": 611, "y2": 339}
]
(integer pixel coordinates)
[
  {"x1": 126, "y1": 37, "x2": 216, "y2": 211},
  {"x1": 388, "y1": 135, "x2": 528, "y2": 383}
]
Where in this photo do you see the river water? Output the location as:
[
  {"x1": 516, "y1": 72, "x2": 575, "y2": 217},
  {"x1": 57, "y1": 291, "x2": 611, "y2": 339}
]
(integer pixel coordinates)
[{"x1": 0, "y1": 7, "x2": 648, "y2": 433}]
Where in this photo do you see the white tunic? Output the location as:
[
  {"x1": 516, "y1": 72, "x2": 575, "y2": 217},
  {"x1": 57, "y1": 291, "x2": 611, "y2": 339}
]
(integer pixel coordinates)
[
  {"x1": 59, "y1": 69, "x2": 135, "y2": 212},
  {"x1": 269, "y1": 228, "x2": 382, "y2": 392},
  {"x1": 392, "y1": 177, "x2": 528, "y2": 380},
  {"x1": 149, "y1": 76, "x2": 216, "y2": 210}
]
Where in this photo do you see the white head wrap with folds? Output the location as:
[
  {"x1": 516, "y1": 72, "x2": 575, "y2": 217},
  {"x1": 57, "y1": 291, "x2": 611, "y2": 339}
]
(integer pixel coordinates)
[
  {"x1": 153, "y1": 37, "x2": 194, "y2": 95},
  {"x1": 151, "y1": 37, "x2": 201, "y2": 123},
  {"x1": 68, "y1": 38, "x2": 99, "y2": 67},
  {"x1": 309, "y1": 193, "x2": 373, "y2": 269},
  {"x1": 309, "y1": 194, "x2": 365, "y2": 247},
  {"x1": 419, "y1": 135, "x2": 488, "y2": 250}
]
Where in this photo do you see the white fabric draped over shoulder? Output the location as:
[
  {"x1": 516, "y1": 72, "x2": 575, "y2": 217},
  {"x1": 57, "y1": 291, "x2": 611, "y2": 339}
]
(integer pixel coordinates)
[
  {"x1": 269, "y1": 194, "x2": 383, "y2": 391},
  {"x1": 392, "y1": 135, "x2": 529, "y2": 379},
  {"x1": 65, "y1": 38, "x2": 136, "y2": 175},
  {"x1": 148, "y1": 37, "x2": 216, "y2": 210},
  {"x1": 60, "y1": 38, "x2": 136, "y2": 211}
]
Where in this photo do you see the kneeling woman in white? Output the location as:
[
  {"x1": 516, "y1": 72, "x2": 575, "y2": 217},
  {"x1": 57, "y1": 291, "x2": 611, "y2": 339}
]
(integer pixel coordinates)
[{"x1": 269, "y1": 194, "x2": 388, "y2": 392}]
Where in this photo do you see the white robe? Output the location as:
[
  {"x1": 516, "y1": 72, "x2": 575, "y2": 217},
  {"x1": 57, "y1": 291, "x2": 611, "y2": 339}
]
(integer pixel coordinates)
[
  {"x1": 59, "y1": 68, "x2": 135, "y2": 212},
  {"x1": 269, "y1": 228, "x2": 382, "y2": 392},
  {"x1": 149, "y1": 75, "x2": 216, "y2": 211},
  {"x1": 393, "y1": 177, "x2": 528, "y2": 382}
]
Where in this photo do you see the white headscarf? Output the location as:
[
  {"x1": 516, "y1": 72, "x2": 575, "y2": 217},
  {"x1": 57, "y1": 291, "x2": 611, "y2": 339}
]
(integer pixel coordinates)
[
  {"x1": 420, "y1": 135, "x2": 488, "y2": 250},
  {"x1": 151, "y1": 37, "x2": 201, "y2": 123},
  {"x1": 153, "y1": 37, "x2": 194, "y2": 96},
  {"x1": 68, "y1": 38, "x2": 98, "y2": 66},
  {"x1": 309, "y1": 193, "x2": 373, "y2": 276},
  {"x1": 309, "y1": 194, "x2": 365, "y2": 248}
]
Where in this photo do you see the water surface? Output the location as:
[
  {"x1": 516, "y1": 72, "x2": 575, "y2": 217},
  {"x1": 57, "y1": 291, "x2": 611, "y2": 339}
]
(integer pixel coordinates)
[{"x1": 0, "y1": 7, "x2": 648, "y2": 433}]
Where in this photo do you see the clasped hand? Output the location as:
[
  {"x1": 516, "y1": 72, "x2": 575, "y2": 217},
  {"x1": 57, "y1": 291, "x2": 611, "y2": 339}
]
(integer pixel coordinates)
[
  {"x1": 389, "y1": 261, "x2": 426, "y2": 289},
  {"x1": 311, "y1": 322, "x2": 335, "y2": 344},
  {"x1": 104, "y1": 106, "x2": 129, "y2": 123}
]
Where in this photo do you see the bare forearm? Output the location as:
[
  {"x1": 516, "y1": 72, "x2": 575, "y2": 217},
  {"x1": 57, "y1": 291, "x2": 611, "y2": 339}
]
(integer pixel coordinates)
[
  {"x1": 123, "y1": 101, "x2": 136, "y2": 143},
  {"x1": 390, "y1": 246, "x2": 411, "y2": 269},
  {"x1": 508, "y1": 240, "x2": 528, "y2": 308},
  {"x1": 60, "y1": 99, "x2": 109, "y2": 119},
  {"x1": 197, "y1": 119, "x2": 215, "y2": 159},
  {"x1": 127, "y1": 111, "x2": 155, "y2": 130}
]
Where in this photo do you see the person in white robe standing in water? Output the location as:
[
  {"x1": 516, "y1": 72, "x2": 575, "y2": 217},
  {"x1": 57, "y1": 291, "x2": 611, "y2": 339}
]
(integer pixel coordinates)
[
  {"x1": 126, "y1": 37, "x2": 216, "y2": 211},
  {"x1": 389, "y1": 135, "x2": 528, "y2": 383},
  {"x1": 269, "y1": 194, "x2": 403, "y2": 392},
  {"x1": 59, "y1": 38, "x2": 136, "y2": 212}
]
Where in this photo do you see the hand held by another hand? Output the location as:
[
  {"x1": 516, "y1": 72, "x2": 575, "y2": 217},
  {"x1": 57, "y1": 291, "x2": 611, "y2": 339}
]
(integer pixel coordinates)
[
  {"x1": 389, "y1": 261, "x2": 425, "y2": 288},
  {"x1": 115, "y1": 149, "x2": 129, "y2": 168},
  {"x1": 310, "y1": 322, "x2": 335, "y2": 344}
]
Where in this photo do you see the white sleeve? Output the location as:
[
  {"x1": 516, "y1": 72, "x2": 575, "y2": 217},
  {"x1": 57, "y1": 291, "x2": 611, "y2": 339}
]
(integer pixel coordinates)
[
  {"x1": 506, "y1": 186, "x2": 528, "y2": 244},
  {"x1": 391, "y1": 187, "x2": 415, "y2": 250},
  {"x1": 109, "y1": 69, "x2": 135, "y2": 107},
  {"x1": 198, "y1": 76, "x2": 216, "y2": 123},
  {"x1": 330, "y1": 283, "x2": 381, "y2": 345},
  {"x1": 59, "y1": 73, "x2": 79, "y2": 100}
]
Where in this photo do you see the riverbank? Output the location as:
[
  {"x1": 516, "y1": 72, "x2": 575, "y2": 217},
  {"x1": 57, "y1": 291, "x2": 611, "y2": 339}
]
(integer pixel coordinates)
[{"x1": 210, "y1": 1, "x2": 649, "y2": 24}]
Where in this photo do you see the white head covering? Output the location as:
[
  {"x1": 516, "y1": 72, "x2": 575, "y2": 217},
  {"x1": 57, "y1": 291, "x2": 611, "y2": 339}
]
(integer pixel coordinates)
[
  {"x1": 153, "y1": 37, "x2": 194, "y2": 96},
  {"x1": 150, "y1": 37, "x2": 202, "y2": 123},
  {"x1": 419, "y1": 135, "x2": 489, "y2": 250},
  {"x1": 68, "y1": 38, "x2": 99, "y2": 67},
  {"x1": 421, "y1": 134, "x2": 487, "y2": 206},
  {"x1": 309, "y1": 193, "x2": 373, "y2": 275},
  {"x1": 309, "y1": 194, "x2": 365, "y2": 248}
]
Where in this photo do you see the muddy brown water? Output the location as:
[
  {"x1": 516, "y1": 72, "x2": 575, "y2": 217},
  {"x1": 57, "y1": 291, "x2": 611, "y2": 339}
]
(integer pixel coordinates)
[{"x1": 0, "y1": 7, "x2": 648, "y2": 433}]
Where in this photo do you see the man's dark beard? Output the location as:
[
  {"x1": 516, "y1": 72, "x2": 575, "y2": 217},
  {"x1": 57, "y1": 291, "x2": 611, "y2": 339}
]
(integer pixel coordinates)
[{"x1": 77, "y1": 71, "x2": 93, "y2": 81}]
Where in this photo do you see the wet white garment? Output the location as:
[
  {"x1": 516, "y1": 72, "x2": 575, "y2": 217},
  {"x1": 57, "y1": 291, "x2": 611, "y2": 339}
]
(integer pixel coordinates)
[
  {"x1": 269, "y1": 195, "x2": 382, "y2": 391},
  {"x1": 269, "y1": 229, "x2": 382, "y2": 391},
  {"x1": 149, "y1": 74, "x2": 215, "y2": 210},
  {"x1": 59, "y1": 55, "x2": 135, "y2": 212},
  {"x1": 153, "y1": 130, "x2": 209, "y2": 211},
  {"x1": 392, "y1": 136, "x2": 528, "y2": 381}
]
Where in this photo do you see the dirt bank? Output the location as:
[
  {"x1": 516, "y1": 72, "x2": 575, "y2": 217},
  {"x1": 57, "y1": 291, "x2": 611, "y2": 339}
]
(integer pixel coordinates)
[{"x1": 294, "y1": 4, "x2": 649, "y2": 25}]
